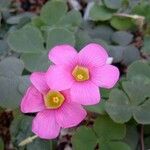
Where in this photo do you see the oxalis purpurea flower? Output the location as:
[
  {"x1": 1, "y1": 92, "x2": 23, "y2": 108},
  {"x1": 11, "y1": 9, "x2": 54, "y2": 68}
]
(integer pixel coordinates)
[
  {"x1": 21, "y1": 72, "x2": 86, "y2": 139},
  {"x1": 46, "y1": 43, "x2": 120, "y2": 105}
]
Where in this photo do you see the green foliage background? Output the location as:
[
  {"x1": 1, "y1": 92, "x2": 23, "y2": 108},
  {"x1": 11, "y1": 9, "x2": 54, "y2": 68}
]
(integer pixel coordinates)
[{"x1": 0, "y1": 0, "x2": 150, "y2": 149}]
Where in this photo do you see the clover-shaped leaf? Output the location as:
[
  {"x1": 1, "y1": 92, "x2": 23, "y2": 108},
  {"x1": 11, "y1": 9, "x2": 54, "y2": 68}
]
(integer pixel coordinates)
[
  {"x1": 103, "y1": 0, "x2": 123, "y2": 10},
  {"x1": 124, "y1": 125, "x2": 139, "y2": 150},
  {"x1": 110, "y1": 16, "x2": 135, "y2": 30},
  {"x1": 46, "y1": 27, "x2": 75, "y2": 49},
  {"x1": 0, "y1": 57, "x2": 24, "y2": 109},
  {"x1": 105, "y1": 89, "x2": 132, "y2": 123},
  {"x1": 122, "y1": 45, "x2": 140, "y2": 65},
  {"x1": 40, "y1": 0, "x2": 67, "y2": 25},
  {"x1": 94, "y1": 116, "x2": 126, "y2": 140},
  {"x1": 21, "y1": 52, "x2": 51, "y2": 72},
  {"x1": 90, "y1": 4, "x2": 114, "y2": 21},
  {"x1": 72, "y1": 116, "x2": 131, "y2": 150},
  {"x1": 11, "y1": 115, "x2": 53, "y2": 150},
  {"x1": 111, "y1": 31, "x2": 133, "y2": 46},
  {"x1": 8, "y1": 25, "x2": 45, "y2": 53},
  {"x1": 58, "y1": 10, "x2": 82, "y2": 32},
  {"x1": 72, "y1": 126, "x2": 98, "y2": 150},
  {"x1": 86, "y1": 100, "x2": 106, "y2": 114},
  {"x1": 88, "y1": 25, "x2": 114, "y2": 43},
  {"x1": 106, "y1": 77, "x2": 150, "y2": 124},
  {"x1": 108, "y1": 45, "x2": 125, "y2": 63},
  {"x1": 108, "y1": 45, "x2": 140, "y2": 64},
  {"x1": 18, "y1": 75, "x2": 30, "y2": 94},
  {"x1": 127, "y1": 60, "x2": 150, "y2": 80}
]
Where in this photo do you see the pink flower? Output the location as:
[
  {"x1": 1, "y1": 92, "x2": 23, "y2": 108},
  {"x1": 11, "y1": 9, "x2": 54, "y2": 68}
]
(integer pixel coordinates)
[
  {"x1": 21, "y1": 72, "x2": 86, "y2": 139},
  {"x1": 46, "y1": 43, "x2": 119, "y2": 105}
]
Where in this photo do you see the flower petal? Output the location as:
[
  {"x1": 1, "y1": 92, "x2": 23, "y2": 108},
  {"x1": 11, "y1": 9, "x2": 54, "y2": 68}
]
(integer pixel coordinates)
[
  {"x1": 49, "y1": 44, "x2": 77, "y2": 65},
  {"x1": 21, "y1": 86, "x2": 45, "y2": 113},
  {"x1": 71, "y1": 81, "x2": 100, "y2": 105},
  {"x1": 56, "y1": 102, "x2": 86, "y2": 128},
  {"x1": 91, "y1": 64, "x2": 119, "y2": 89},
  {"x1": 32, "y1": 110, "x2": 60, "y2": 139},
  {"x1": 30, "y1": 72, "x2": 49, "y2": 94},
  {"x1": 46, "y1": 65, "x2": 74, "y2": 91},
  {"x1": 78, "y1": 43, "x2": 108, "y2": 67}
]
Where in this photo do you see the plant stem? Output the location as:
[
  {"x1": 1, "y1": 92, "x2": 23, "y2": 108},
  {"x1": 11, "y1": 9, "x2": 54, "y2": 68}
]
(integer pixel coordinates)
[
  {"x1": 114, "y1": 13, "x2": 145, "y2": 31},
  {"x1": 19, "y1": 135, "x2": 38, "y2": 147},
  {"x1": 140, "y1": 125, "x2": 144, "y2": 150}
]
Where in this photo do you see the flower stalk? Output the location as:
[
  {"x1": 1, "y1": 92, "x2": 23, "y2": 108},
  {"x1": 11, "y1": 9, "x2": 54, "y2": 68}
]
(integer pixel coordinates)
[
  {"x1": 19, "y1": 135, "x2": 38, "y2": 147},
  {"x1": 114, "y1": 13, "x2": 145, "y2": 31}
]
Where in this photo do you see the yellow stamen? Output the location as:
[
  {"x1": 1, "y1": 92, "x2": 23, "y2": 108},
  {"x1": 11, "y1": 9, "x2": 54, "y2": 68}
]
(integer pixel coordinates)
[
  {"x1": 72, "y1": 65, "x2": 89, "y2": 81},
  {"x1": 44, "y1": 91, "x2": 64, "y2": 109}
]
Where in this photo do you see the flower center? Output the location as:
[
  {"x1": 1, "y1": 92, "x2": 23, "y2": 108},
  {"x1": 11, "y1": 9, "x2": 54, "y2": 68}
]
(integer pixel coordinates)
[
  {"x1": 72, "y1": 65, "x2": 89, "y2": 82},
  {"x1": 44, "y1": 91, "x2": 64, "y2": 109}
]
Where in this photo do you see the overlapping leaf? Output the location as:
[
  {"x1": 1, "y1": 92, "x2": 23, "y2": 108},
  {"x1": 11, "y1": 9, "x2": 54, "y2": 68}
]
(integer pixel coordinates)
[
  {"x1": 106, "y1": 61, "x2": 150, "y2": 124},
  {"x1": 90, "y1": 4, "x2": 115, "y2": 21},
  {"x1": 72, "y1": 116, "x2": 131, "y2": 150},
  {"x1": 10, "y1": 115, "x2": 53, "y2": 150},
  {"x1": 0, "y1": 57, "x2": 24, "y2": 109}
]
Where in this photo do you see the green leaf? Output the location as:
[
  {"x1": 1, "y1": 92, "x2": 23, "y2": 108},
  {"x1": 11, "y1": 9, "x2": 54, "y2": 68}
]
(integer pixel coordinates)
[
  {"x1": 72, "y1": 116, "x2": 130, "y2": 150},
  {"x1": 31, "y1": 17, "x2": 46, "y2": 29},
  {"x1": 94, "y1": 116, "x2": 131, "y2": 149},
  {"x1": 46, "y1": 27, "x2": 75, "y2": 49},
  {"x1": 111, "y1": 31, "x2": 133, "y2": 46},
  {"x1": 21, "y1": 52, "x2": 51, "y2": 72},
  {"x1": 101, "y1": 88, "x2": 110, "y2": 99},
  {"x1": 75, "y1": 30, "x2": 91, "y2": 50},
  {"x1": 124, "y1": 125, "x2": 139, "y2": 150},
  {"x1": 127, "y1": 60, "x2": 150, "y2": 80},
  {"x1": 8, "y1": 26, "x2": 45, "y2": 53},
  {"x1": 110, "y1": 16, "x2": 135, "y2": 30},
  {"x1": 40, "y1": 0, "x2": 67, "y2": 25},
  {"x1": 100, "y1": 141, "x2": 131, "y2": 150},
  {"x1": 142, "y1": 35, "x2": 150, "y2": 55},
  {"x1": 106, "y1": 77, "x2": 150, "y2": 124},
  {"x1": 90, "y1": 4, "x2": 114, "y2": 21},
  {"x1": 18, "y1": 76, "x2": 30, "y2": 94},
  {"x1": 133, "y1": 99, "x2": 150, "y2": 124},
  {"x1": 105, "y1": 89, "x2": 132, "y2": 123},
  {"x1": 0, "y1": 138, "x2": 4, "y2": 150},
  {"x1": 133, "y1": 2, "x2": 150, "y2": 22},
  {"x1": 104, "y1": 0, "x2": 123, "y2": 9},
  {"x1": 26, "y1": 138, "x2": 53, "y2": 150},
  {"x1": 58, "y1": 10, "x2": 82, "y2": 29},
  {"x1": 122, "y1": 78, "x2": 150, "y2": 105},
  {"x1": 86, "y1": 99, "x2": 106, "y2": 114},
  {"x1": 0, "y1": 57, "x2": 24, "y2": 78},
  {"x1": 122, "y1": 45, "x2": 140, "y2": 65},
  {"x1": 108, "y1": 45, "x2": 125, "y2": 63},
  {"x1": 10, "y1": 115, "x2": 33, "y2": 147},
  {"x1": 0, "y1": 76, "x2": 21, "y2": 109},
  {"x1": 11, "y1": 114, "x2": 53, "y2": 150},
  {"x1": 88, "y1": 25, "x2": 114, "y2": 42},
  {"x1": 72, "y1": 126, "x2": 98, "y2": 150},
  {"x1": 94, "y1": 116, "x2": 126, "y2": 140},
  {"x1": 0, "y1": 57, "x2": 24, "y2": 109},
  {"x1": 6, "y1": 13, "x2": 34, "y2": 25}
]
